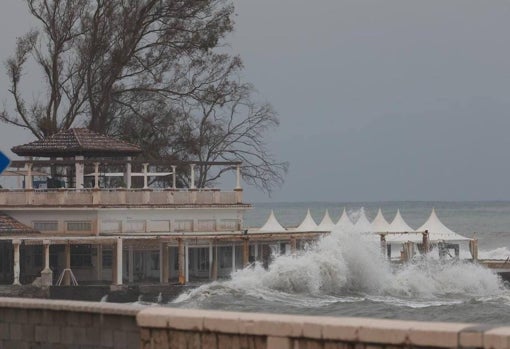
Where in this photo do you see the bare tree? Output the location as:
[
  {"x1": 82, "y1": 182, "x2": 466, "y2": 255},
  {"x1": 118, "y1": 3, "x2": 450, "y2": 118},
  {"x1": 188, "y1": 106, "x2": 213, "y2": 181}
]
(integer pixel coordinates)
[
  {"x1": 2, "y1": 0, "x2": 288, "y2": 193},
  {"x1": 181, "y1": 56, "x2": 289, "y2": 192},
  {"x1": 79, "y1": 0, "x2": 235, "y2": 132},
  {"x1": 2, "y1": 0, "x2": 88, "y2": 137}
]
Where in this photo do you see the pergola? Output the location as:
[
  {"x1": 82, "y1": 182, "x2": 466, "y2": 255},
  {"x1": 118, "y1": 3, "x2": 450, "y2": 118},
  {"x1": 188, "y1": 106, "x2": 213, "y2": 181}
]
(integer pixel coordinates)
[{"x1": 7, "y1": 128, "x2": 243, "y2": 190}]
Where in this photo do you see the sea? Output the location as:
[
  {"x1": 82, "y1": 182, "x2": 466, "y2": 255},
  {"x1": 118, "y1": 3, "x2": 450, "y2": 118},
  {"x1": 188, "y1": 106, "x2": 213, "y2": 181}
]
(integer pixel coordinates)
[{"x1": 169, "y1": 201, "x2": 510, "y2": 324}]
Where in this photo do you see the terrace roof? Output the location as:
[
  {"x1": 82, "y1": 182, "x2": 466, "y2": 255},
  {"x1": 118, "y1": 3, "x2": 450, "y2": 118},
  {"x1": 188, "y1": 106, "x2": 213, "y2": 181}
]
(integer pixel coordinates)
[
  {"x1": 11, "y1": 128, "x2": 142, "y2": 158},
  {"x1": 0, "y1": 212, "x2": 40, "y2": 236}
]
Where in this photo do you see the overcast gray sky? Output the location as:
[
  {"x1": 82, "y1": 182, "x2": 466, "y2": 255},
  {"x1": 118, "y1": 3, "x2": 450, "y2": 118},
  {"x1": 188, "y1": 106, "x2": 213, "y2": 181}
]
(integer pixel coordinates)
[{"x1": 2, "y1": 1, "x2": 510, "y2": 202}]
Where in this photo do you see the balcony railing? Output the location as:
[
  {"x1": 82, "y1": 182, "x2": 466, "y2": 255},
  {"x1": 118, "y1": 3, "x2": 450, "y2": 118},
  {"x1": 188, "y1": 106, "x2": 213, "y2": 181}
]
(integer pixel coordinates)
[{"x1": 0, "y1": 188, "x2": 244, "y2": 207}]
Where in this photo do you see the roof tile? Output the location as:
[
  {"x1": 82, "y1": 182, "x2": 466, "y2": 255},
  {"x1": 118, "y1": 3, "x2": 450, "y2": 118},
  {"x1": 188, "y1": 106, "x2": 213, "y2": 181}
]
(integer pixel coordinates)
[
  {"x1": 0, "y1": 212, "x2": 40, "y2": 235},
  {"x1": 11, "y1": 128, "x2": 141, "y2": 157}
]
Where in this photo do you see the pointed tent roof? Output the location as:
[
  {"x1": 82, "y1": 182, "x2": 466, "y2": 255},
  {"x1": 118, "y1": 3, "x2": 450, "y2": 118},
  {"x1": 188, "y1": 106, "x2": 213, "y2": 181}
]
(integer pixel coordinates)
[
  {"x1": 296, "y1": 209, "x2": 318, "y2": 232},
  {"x1": 259, "y1": 210, "x2": 286, "y2": 232},
  {"x1": 371, "y1": 209, "x2": 391, "y2": 232},
  {"x1": 417, "y1": 208, "x2": 470, "y2": 242},
  {"x1": 335, "y1": 208, "x2": 354, "y2": 232},
  {"x1": 388, "y1": 209, "x2": 414, "y2": 233},
  {"x1": 12, "y1": 128, "x2": 142, "y2": 157},
  {"x1": 385, "y1": 209, "x2": 421, "y2": 243},
  {"x1": 353, "y1": 208, "x2": 373, "y2": 233},
  {"x1": 0, "y1": 212, "x2": 40, "y2": 236},
  {"x1": 318, "y1": 210, "x2": 335, "y2": 231}
]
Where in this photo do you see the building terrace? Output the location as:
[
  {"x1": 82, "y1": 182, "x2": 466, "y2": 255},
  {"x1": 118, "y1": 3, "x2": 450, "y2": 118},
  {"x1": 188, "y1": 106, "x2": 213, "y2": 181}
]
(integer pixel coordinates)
[
  {"x1": 0, "y1": 128, "x2": 323, "y2": 289},
  {"x1": 2, "y1": 128, "x2": 246, "y2": 207},
  {"x1": 0, "y1": 158, "x2": 246, "y2": 207}
]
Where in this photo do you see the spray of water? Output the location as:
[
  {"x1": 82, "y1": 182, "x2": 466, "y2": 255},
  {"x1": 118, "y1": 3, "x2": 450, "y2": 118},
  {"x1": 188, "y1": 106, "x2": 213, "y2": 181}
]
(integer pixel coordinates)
[
  {"x1": 174, "y1": 219, "x2": 506, "y2": 309},
  {"x1": 479, "y1": 247, "x2": 510, "y2": 260}
]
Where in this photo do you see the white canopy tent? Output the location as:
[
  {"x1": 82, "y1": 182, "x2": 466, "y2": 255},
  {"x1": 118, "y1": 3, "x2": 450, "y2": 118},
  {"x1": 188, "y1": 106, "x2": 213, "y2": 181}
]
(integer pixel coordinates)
[
  {"x1": 386, "y1": 210, "x2": 422, "y2": 243},
  {"x1": 318, "y1": 210, "x2": 335, "y2": 231},
  {"x1": 353, "y1": 209, "x2": 372, "y2": 233},
  {"x1": 417, "y1": 208, "x2": 471, "y2": 242},
  {"x1": 259, "y1": 210, "x2": 287, "y2": 233},
  {"x1": 295, "y1": 209, "x2": 319, "y2": 232},
  {"x1": 371, "y1": 209, "x2": 391, "y2": 233},
  {"x1": 335, "y1": 208, "x2": 354, "y2": 233}
]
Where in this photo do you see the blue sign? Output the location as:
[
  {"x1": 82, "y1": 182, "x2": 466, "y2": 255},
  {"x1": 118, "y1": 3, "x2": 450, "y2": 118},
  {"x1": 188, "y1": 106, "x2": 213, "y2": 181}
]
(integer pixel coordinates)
[{"x1": 0, "y1": 151, "x2": 10, "y2": 175}]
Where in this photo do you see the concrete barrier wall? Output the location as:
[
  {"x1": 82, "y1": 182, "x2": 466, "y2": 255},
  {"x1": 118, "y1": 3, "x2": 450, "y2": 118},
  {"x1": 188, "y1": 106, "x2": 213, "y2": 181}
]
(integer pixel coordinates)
[
  {"x1": 137, "y1": 308, "x2": 510, "y2": 349},
  {"x1": 0, "y1": 297, "x2": 140, "y2": 349},
  {"x1": 2, "y1": 297, "x2": 510, "y2": 349}
]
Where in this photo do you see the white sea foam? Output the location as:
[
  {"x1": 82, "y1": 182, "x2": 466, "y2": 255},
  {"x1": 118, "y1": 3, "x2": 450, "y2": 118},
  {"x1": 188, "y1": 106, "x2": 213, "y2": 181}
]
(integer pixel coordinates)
[
  {"x1": 479, "y1": 247, "x2": 510, "y2": 260},
  {"x1": 174, "y1": 213, "x2": 507, "y2": 308},
  {"x1": 365, "y1": 295, "x2": 464, "y2": 308},
  {"x1": 387, "y1": 258, "x2": 503, "y2": 298}
]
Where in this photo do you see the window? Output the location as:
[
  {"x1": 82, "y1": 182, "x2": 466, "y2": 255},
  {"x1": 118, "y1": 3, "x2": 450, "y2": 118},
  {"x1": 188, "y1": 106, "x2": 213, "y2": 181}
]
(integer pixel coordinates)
[
  {"x1": 149, "y1": 220, "x2": 170, "y2": 232},
  {"x1": 70, "y1": 245, "x2": 92, "y2": 268},
  {"x1": 151, "y1": 253, "x2": 159, "y2": 271},
  {"x1": 172, "y1": 247, "x2": 179, "y2": 270},
  {"x1": 197, "y1": 248, "x2": 209, "y2": 272},
  {"x1": 197, "y1": 220, "x2": 216, "y2": 232},
  {"x1": 125, "y1": 220, "x2": 146, "y2": 233},
  {"x1": 102, "y1": 249, "x2": 112, "y2": 267},
  {"x1": 102, "y1": 221, "x2": 121, "y2": 233},
  {"x1": 175, "y1": 220, "x2": 193, "y2": 232},
  {"x1": 33, "y1": 221, "x2": 58, "y2": 231},
  {"x1": 218, "y1": 246, "x2": 232, "y2": 268},
  {"x1": 67, "y1": 221, "x2": 92, "y2": 232},
  {"x1": 220, "y1": 219, "x2": 239, "y2": 231},
  {"x1": 32, "y1": 246, "x2": 43, "y2": 268}
]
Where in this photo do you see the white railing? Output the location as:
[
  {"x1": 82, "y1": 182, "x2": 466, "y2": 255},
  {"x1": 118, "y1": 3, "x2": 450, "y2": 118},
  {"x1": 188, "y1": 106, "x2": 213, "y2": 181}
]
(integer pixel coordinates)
[{"x1": 0, "y1": 188, "x2": 243, "y2": 206}]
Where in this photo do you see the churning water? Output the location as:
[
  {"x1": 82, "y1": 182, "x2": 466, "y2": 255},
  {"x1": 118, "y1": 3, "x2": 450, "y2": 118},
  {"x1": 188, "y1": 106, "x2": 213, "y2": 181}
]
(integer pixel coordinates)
[{"x1": 170, "y1": 202, "x2": 510, "y2": 324}]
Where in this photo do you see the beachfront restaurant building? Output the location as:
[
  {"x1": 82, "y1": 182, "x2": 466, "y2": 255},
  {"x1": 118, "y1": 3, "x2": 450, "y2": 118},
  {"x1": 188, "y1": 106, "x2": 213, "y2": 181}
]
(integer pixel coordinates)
[
  {"x1": 0, "y1": 129, "x2": 324, "y2": 287},
  {"x1": 0, "y1": 128, "x2": 483, "y2": 288}
]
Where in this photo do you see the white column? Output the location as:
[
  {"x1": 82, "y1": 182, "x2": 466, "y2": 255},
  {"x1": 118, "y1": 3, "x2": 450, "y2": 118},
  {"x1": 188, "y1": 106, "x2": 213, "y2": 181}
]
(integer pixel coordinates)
[
  {"x1": 189, "y1": 164, "x2": 195, "y2": 189},
  {"x1": 143, "y1": 163, "x2": 149, "y2": 189},
  {"x1": 115, "y1": 238, "x2": 123, "y2": 285},
  {"x1": 125, "y1": 156, "x2": 132, "y2": 189},
  {"x1": 64, "y1": 243, "x2": 71, "y2": 286},
  {"x1": 185, "y1": 242, "x2": 189, "y2": 283},
  {"x1": 25, "y1": 161, "x2": 33, "y2": 190},
  {"x1": 236, "y1": 164, "x2": 241, "y2": 189},
  {"x1": 40, "y1": 239, "x2": 53, "y2": 286},
  {"x1": 211, "y1": 244, "x2": 218, "y2": 280},
  {"x1": 171, "y1": 165, "x2": 177, "y2": 189},
  {"x1": 232, "y1": 243, "x2": 236, "y2": 272},
  {"x1": 43, "y1": 240, "x2": 50, "y2": 272},
  {"x1": 128, "y1": 245, "x2": 134, "y2": 283},
  {"x1": 75, "y1": 155, "x2": 84, "y2": 189},
  {"x1": 12, "y1": 239, "x2": 21, "y2": 285},
  {"x1": 254, "y1": 243, "x2": 259, "y2": 261},
  {"x1": 94, "y1": 162, "x2": 100, "y2": 189},
  {"x1": 178, "y1": 239, "x2": 185, "y2": 284}
]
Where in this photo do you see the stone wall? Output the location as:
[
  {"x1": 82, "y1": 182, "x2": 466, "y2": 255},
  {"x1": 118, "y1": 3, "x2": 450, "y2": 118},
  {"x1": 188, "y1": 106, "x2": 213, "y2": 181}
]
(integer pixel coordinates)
[
  {"x1": 137, "y1": 308, "x2": 510, "y2": 349},
  {"x1": 2, "y1": 297, "x2": 510, "y2": 349},
  {"x1": 0, "y1": 297, "x2": 140, "y2": 349}
]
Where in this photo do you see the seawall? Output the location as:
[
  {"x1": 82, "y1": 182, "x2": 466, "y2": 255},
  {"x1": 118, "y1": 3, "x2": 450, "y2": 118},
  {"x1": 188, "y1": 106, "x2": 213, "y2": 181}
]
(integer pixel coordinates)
[{"x1": 1, "y1": 297, "x2": 510, "y2": 348}]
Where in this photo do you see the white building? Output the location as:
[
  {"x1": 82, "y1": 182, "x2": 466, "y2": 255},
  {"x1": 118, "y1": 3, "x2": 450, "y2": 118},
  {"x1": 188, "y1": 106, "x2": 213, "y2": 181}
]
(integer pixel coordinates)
[{"x1": 0, "y1": 129, "x2": 322, "y2": 287}]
